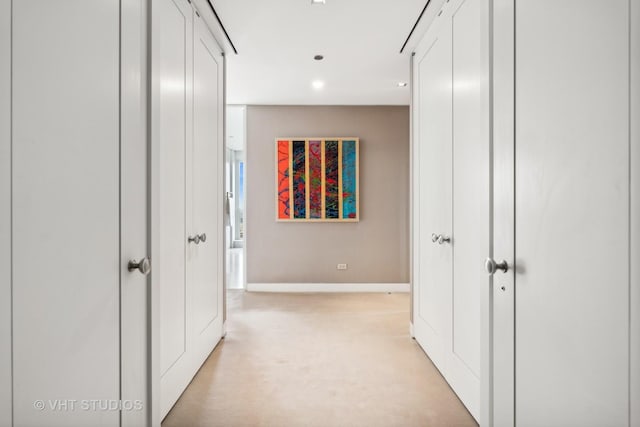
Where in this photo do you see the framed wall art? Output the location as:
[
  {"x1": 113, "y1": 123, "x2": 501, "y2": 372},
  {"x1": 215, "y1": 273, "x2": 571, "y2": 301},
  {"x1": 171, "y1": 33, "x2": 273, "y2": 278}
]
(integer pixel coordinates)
[{"x1": 276, "y1": 138, "x2": 359, "y2": 222}]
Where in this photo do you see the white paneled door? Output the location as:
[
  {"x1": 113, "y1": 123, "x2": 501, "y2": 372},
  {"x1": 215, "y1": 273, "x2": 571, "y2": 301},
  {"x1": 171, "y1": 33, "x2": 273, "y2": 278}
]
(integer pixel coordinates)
[
  {"x1": 154, "y1": 0, "x2": 225, "y2": 419},
  {"x1": 190, "y1": 13, "x2": 225, "y2": 370},
  {"x1": 412, "y1": 0, "x2": 489, "y2": 421},
  {"x1": 492, "y1": 0, "x2": 638, "y2": 425},
  {"x1": 10, "y1": 0, "x2": 149, "y2": 425},
  {"x1": 515, "y1": 1, "x2": 630, "y2": 425},
  {"x1": 448, "y1": 0, "x2": 488, "y2": 418},
  {"x1": 413, "y1": 18, "x2": 453, "y2": 375},
  {"x1": 156, "y1": 0, "x2": 192, "y2": 418}
]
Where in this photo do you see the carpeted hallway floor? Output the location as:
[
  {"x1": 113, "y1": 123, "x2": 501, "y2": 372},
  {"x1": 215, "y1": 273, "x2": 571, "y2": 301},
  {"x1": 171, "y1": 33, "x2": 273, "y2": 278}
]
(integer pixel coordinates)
[{"x1": 162, "y1": 291, "x2": 477, "y2": 427}]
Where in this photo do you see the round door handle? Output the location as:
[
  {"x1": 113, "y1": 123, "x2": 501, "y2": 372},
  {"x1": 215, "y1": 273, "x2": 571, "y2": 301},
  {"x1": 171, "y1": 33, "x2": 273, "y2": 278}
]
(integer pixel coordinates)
[
  {"x1": 485, "y1": 258, "x2": 509, "y2": 275},
  {"x1": 431, "y1": 233, "x2": 440, "y2": 243},
  {"x1": 128, "y1": 257, "x2": 151, "y2": 275},
  {"x1": 438, "y1": 235, "x2": 451, "y2": 245},
  {"x1": 199, "y1": 233, "x2": 206, "y2": 243},
  {"x1": 188, "y1": 235, "x2": 201, "y2": 244}
]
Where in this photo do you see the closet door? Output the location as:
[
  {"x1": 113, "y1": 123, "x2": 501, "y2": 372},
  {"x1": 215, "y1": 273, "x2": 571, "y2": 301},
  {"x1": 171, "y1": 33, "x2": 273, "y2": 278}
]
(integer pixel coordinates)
[
  {"x1": 413, "y1": 17, "x2": 453, "y2": 374},
  {"x1": 190, "y1": 13, "x2": 225, "y2": 368},
  {"x1": 412, "y1": 0, "x2": 488, "y2": 421},
  {"x1": 156, "y1": 0, "x2": 193, "y2": 418},
  {"x1": 155, "y1": 1, "x2": 225, "y2": 419},
  {"x1": 12, "y1": 1, "x2": 121, "y2": 425},
  {"x1": 448, "y1": 0, "x2": 488, "y2": 419},
  {"x1": 511, "y1": 1, "x2": 631, "y2": 425}
]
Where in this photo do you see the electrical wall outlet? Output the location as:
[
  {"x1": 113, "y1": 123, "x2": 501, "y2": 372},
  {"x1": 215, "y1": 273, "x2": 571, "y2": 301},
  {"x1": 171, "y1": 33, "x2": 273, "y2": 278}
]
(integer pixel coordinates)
[{"x1": 337, "y1": 263, "x2": 348, "y2": 270}]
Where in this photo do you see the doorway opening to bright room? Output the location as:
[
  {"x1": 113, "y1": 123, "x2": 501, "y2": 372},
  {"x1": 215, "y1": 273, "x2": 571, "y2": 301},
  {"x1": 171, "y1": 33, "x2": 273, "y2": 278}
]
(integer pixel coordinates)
[{"x1": 225, "y1": 105, "x2": 246, "y2": 290}]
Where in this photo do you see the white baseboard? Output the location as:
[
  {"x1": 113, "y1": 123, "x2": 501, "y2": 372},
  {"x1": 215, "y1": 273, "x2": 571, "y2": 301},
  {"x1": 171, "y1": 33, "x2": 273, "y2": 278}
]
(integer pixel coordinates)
[
  {"x1": 246, "y1": 282, "x2": 410, "y2": 293},
  {"x1": 409, "y1": 322, "x2": 415, "y2": 338}
]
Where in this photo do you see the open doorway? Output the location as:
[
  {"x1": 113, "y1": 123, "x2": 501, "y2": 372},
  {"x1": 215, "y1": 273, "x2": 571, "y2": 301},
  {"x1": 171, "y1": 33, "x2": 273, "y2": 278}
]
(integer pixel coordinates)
[{"x1": 225, "y1": 105, "x2": 246, "y2": 290}]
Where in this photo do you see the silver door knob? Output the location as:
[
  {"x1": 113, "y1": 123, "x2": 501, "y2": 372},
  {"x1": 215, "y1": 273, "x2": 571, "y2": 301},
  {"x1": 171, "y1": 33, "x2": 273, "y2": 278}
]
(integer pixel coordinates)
[
  {"x1": 485, "y1": 258, "x2": 508, "y2": 275},
  {"x1": 438, "y1": 235, "x2": 451, "y2": 245},
  {"x1": 199, "y1": 233, "x2": 206, "y2": 243},
  {"x1": 188, "y1": 235, "x2": 201, "y2": 244},
  {"x1": 128, "y1": 257, "x2": 151, "y2": 275},
  {"x1": 431, "y1": 233, "x2": 440, "y2": 243}
]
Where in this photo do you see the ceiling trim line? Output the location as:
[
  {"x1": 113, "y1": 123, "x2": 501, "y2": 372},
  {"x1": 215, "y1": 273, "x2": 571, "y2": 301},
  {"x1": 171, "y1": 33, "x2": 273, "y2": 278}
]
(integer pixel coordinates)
[
  {"x1": 206, "y1": 0, "x2": 238, "y2": 54},
  {"x1": 399, "y1": 0, "x2": 433, "y2": 54}
]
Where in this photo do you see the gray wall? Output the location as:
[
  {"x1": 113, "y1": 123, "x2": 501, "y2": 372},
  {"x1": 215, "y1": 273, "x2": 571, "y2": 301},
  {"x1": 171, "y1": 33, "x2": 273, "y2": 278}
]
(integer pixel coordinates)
[{"x1": 246, "y1": 105, "x2": 410, "y2": 283}]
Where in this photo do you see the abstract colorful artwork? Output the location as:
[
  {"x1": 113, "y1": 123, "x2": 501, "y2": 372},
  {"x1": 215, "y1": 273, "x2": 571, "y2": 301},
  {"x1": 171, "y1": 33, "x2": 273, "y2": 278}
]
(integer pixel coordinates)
[{"x1": 276, "y1": 138, "x2": 359, "y2": 222}]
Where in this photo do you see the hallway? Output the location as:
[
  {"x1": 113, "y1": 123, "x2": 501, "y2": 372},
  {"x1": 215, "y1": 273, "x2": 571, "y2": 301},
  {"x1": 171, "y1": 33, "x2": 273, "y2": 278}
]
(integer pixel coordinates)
[{"x1": 162, "y1": 292, "x2": 476, "y2": 427}]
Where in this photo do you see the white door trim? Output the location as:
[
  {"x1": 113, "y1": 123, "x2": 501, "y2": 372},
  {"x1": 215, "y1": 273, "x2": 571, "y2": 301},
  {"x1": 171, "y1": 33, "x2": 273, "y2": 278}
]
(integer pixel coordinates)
[
  {"x1": 120, "y1": 0, "x2": 150, "y2": 425},
  {"x1": 478, "y1": 0, "x2": 492, "y2": 425},
  {"x1": 490, "y1": 0, "x2": 515, "y2": 426},
  {"x1": 149, "y1": 0, "x2": 163, "y2": 423}
]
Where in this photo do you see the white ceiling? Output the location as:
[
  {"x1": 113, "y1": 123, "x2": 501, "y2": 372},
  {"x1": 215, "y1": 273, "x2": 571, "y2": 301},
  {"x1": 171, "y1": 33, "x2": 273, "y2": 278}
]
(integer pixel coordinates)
[{"x1": 211, "y1": 0, "x2": 427, "y2": 105}]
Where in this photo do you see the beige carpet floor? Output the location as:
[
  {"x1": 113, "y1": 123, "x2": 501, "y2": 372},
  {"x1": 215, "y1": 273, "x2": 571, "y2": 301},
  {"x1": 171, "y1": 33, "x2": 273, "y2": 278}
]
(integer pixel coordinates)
[{"x1": 162, "y1": 291, "x2": 477, "y2": 427}]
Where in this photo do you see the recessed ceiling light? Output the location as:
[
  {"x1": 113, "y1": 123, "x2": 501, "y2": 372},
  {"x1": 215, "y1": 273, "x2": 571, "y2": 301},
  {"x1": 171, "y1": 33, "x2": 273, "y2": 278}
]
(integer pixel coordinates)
[
  {"x1": 312, "y1": 80, "x2": 325, "y2": 90},
  {"x1": 311, "y1": 0, "x2": 326, "y2": 4},
  {"x1": 314, "y1": 55, "x2": 324, "y2": 61},
  {"x1": 397, "y1": 82, "x2": 408, "y2": 87}
]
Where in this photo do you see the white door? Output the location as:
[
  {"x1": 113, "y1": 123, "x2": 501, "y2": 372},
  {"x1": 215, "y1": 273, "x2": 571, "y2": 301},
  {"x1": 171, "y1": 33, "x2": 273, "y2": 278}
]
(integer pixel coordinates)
[
  {"x1": 190, "y1": 13, "x2": 225, "y2": 368},
  {"x1": 448, "y1": 0, "x2": 488, "y2": 419},
  {"x1": 154, "y1": 0, "x2": 225, "y2": 418},
  {"x1": 156, "y1": 0, "x2": 193, "y2": 418},
  {"x1": 413, "y1": 0, "x2": 488, "y2": 421},
  {"x1": 516, "y1": 1, "x2": 629, "y2": 425},
  {"x1": 11, "y1": 1, "x2": 122, "y2": 425},
  {"x1": 413, "y1": 16, "x2": 453, "y2": 375},
  {"x1": 493, "y1": 0, "x2": 636, "y2": 425}
]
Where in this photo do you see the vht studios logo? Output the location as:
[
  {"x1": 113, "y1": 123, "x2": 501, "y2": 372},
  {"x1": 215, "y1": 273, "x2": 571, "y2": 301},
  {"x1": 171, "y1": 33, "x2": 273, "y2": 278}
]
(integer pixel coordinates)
[{"x1": 33, "y1": 399, "x2": 144, "y2": 412}]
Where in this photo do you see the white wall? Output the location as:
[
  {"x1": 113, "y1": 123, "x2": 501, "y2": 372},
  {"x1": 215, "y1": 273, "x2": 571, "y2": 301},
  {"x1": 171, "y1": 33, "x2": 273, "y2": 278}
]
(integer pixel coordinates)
[{"x1": 0, "y1": 0, "x2": 12, "y2": 424}]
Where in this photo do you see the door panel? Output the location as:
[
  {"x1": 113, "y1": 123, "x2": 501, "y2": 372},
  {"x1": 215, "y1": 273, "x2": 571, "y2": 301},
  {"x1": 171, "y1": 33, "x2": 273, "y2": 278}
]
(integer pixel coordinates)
[
  {"x1": 157, "y1": 0, "x2": 192, "y2": 418},
  {"x1": 158, "y1": 0, "x2": 188, "y2": 376},
  {"x1": 413, "y1": 1, "x2": 488, "y2": 420},
  {"x1": 515, "y1": 1, "x2": 629, "y2": 425},
  {"x1": 191, "y1": 15, "x2": 224, "y2": 366},
  {"x1": 156, "y1": 1, "x2": 225, "y2": 418},
  {"x1": 12, "y1": 1, "x2": 120, "y2": 425},
  {"x1": 414, "y1": 31, "x2": 453, "y2": 372},
  {"x1": 449, "y1": 0, "x2": 487, "y2": 419}
]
